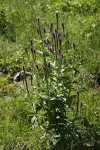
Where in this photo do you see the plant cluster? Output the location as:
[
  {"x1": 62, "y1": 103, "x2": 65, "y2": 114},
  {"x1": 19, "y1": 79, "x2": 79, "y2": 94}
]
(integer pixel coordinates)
[{"x1": 22, "y1": 13, "x2": 87, "y2": 149}]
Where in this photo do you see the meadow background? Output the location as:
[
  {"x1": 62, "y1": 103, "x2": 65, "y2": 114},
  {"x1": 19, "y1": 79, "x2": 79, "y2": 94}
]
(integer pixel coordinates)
[{"x1": 0, "y1": 0, "x2": 100, "y2": 149}]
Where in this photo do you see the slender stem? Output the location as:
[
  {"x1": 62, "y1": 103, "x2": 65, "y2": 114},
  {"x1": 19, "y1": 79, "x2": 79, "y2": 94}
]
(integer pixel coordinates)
[
  {"x1": 76, "y1": 91, "x2": 79, "y2": 115},
  {"x1": 23, "y1": 66, "x2": 30, "y2": 95}
]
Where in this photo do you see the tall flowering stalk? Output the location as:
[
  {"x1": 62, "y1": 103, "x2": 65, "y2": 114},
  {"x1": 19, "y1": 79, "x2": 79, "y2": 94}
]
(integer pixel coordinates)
[
  {"x1": 22, "y1": 13, "x2": 80, "y2": 149},
  {"x1": 42, "y1": 52, "x2": 49, "y2": 95},
  {"x1": 31, "y1": 48, "x2": 36, "y2": 63},
  {"x1": 56, "y1": 12, "x2": 59, "y2": 32},
  {"x1": 37, "y1": 18, "x2": 42, "y2": 38}
]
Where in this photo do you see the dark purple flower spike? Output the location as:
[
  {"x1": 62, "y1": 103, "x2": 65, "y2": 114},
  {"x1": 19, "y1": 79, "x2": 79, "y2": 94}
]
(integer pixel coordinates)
[
  {"x1": 30, "y1": 48, "x2": 34, "y2": 53},
  {"x1": 36, "y1": 18, "x2": 42, "y2": 38},
  {"x1": 80, "y1": 102, "x2": 84, "y2": 108},
  {"x1": 43, "y1": 28, "x2": 46, "y2": 33},
  {"x1": 42, "y1": 52, "x2": 45, "y2": 57},
  {"x1": 23, "y1": 66, "x2": 29, "y2": 95},
  {"x1": 72, "y1": 43, "x2": 75, "y2": 49},
  {"x1": 30, "y1": 48, "x2": 36, "y2": 63},
  {"x1": 61, "y1": 54, "x2": 64, "y2": 59},
  {"x1": 52, "y1": 33, "x2": 56, "y2": 40},
  {"x1": 48, "y1": 47, "x2": 53, "y2": 53},
  {"x1": 48, "y1": 62, "x2": 50, "y2": 68},
  {"x1": 42, "y1": 65, "x2": 46, "y2": 71},
  {"x1": 62, "y1": 23, "x2": 64, "y2": 32},
  {"x1": 25, "y1": 47, "x2": 28, "y2": 54},
  {"x1": 35, "y1": 64, "x2": 39, "y2": 70},
  {"x1": 37, "y1": 18, "x2": 40, "y2": 25},
  {"x1": 30, "y1": 74, "x2": 33, "y2": 85},
  {"x1": 47, "y1": 39, "x2": 50, "y2": 45},
  {"x1": 50, "y1": 23, "x2": 53, "y2": 32},
  {"x1": 36, "y1": 28, "x2": 40, "y2": 35},
  {"x1": 55, "y1": 29, "x2": 57, "y2": 34},
  {"x1": 58, "y1": 49, "x2": 61, "y2": 55},
  {"x1": 42, "y1": 52, "x2": 47, "y2": 69},
  {"x1": 56, "y1": 12, "x2": 59, "y2": 31},
  {"x1": 44, "y1": 39, "x2": 50, "y2": 46},
  {"x1": 59, "y1": 39, "x2": 62, "y2": 49},
  {"x1": 30, "y1": 39, "x2": 33, "y2": 47},
  {"x1": 56, "y1": 12, "x2": 58, "y2": 19},
  {"x1": 58, "y1": 33, "x2": 61, "y2": 39},
  {"x1": 33, "y1": 49, "x2": 36, "y2": 54},
  {"x1": 31, "y1": 48, "x2": 36, "y2": 54}
]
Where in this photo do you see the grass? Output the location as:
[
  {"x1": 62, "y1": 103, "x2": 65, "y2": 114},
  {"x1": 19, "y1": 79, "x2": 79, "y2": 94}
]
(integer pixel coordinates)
[{"x1": 0, "y1": 0, "x2": 100, "y2": 149}]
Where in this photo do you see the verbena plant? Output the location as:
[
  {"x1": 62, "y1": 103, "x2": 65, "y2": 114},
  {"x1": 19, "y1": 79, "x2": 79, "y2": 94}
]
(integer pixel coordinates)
[{"x1": 22, "y1": 13, "x2": 87, "y2": 149}]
